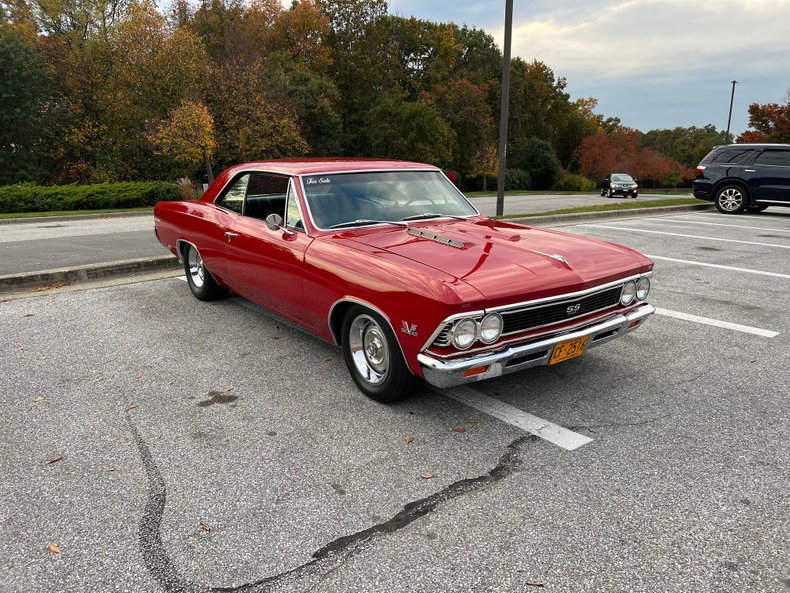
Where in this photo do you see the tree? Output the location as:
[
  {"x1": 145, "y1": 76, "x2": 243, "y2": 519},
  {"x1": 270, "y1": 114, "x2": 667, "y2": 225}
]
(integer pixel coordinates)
[
  {"x1": 470, "y1": 144, "x2": 498, "y2": 191},
  {"x1": 0, "y1": 26, "x2": 52, "y2": 183},
  {"x1": 425, "y1": 79, "x2": 494, "y2": 179},
  {"x1": 150, "y1": 99, "x2": 217, "y2": 182},
  {"x1": 511, "y1": 136, "x2": 561, "y2": 190},
  {"x1": 738, "y1": 95, "x2": 790, "y2": 143},
  {"x1": 574, "y1": 131, "x2": 619, "y2": 182},
  {"x1": 366, "y1": 95, "x2": 454, "y2": 165}
]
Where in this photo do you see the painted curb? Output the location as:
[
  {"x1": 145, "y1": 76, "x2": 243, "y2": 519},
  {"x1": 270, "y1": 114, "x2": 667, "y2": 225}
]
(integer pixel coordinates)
[{"x1": 0, "y1": 255, "x2": 180, "y2": 292}]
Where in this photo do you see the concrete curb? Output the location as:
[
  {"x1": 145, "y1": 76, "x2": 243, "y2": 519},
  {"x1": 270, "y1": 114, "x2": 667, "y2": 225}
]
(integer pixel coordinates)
[
  {"x1": 0, "y1": 255, "x2": 180, "y2": 292},
  {"x1": 0, "y1": 210, "x2": 153, "y2": 225},
  {"x1": 504, "y1": 202, "x2": 713, "y2": 226}
]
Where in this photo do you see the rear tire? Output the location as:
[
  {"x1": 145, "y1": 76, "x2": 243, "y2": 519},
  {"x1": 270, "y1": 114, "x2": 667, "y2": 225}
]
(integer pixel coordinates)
[
  {"x1": 182, "y1": 244, "x2": 228, "y2": 301},
  {"x1": 341, "y1": 305, "x2": 416, "y2": 403},
  {"x1": 714, "y1": 185, "x2": 747, "y2": 214}
]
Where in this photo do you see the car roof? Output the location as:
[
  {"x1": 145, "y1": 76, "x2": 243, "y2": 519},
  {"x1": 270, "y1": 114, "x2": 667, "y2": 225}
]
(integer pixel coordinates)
[
  {"x1": 222, "y1": 158, "x2": 440, "y2": 176},
  {"x1": 712, "y1": 143, "x2": 790, "y2": 150}
]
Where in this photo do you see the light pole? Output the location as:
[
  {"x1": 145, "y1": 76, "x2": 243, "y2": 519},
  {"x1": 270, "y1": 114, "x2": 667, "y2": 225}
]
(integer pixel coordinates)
[
  {"x1": 725, "y1": 80, "x2": 737, "y2": 143},
  {"x1": 495, "y1": 0, "x2": 513, "y2": 216}
]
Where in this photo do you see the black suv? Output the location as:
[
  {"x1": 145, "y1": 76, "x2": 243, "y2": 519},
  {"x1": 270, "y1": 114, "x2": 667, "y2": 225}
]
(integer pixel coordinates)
[
  {"x1": 693, "y1": 143, "x2": 790, "y2": 214},
  {"x1": 600, "y1": 173, "x2": 639, "y2": 198}
]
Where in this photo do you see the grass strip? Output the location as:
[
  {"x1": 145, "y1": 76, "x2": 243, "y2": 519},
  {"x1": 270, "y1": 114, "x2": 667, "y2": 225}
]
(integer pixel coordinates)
[
  {"x1": 0, "y1": 207, "x2": 154, "y2": 219},
  {"x1": 493, "y1": 197, "x2": 704, "y2": 219}
]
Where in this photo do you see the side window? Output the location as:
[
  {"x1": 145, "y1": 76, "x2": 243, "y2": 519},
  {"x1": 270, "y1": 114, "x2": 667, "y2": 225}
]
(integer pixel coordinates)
[
  {"x1": 216, "y1": 174, "x2": 248, "y2": 214},
  {"x1": 711, "y1": 149, "x2": 752, "y2": 164},
  {"x1": 244, "y1": 173, "x2": 289, "y2": 221},
  {"x1": 755, "y1": 150, "x2": 790, "y2": 167},
  {"x1": 285, "y1": 181, "x2": 304, "y2": 231}
]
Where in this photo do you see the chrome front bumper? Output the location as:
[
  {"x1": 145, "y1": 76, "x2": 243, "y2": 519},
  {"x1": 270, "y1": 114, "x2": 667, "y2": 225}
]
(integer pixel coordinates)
[{"x1": 417, "y1": 303, "x2": 655, "y2": 388}]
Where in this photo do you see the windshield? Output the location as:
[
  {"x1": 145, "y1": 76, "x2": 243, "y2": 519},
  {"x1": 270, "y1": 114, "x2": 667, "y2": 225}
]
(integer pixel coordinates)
[
  {"x1": 611, "y1": 174, "x2": 635, "y2": 183},
  {"x1": 301, "y1": 171, "x2": 478, "y2": 229}
]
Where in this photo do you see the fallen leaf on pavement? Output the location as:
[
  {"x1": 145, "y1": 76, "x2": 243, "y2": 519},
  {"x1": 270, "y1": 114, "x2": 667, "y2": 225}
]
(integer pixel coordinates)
[
  {"x1": 48, "y1": 455, "x2": 64, "y2": 464},
  {"x1": 405, "y1": 435, "x2": 414, "y2": 444},
  {"x1": 420, "y1": 473, "x2": 435, "y2": 480},
  {"x1": 199, "y1": 522, "x2": 212, "y2": 532},
  {"x1": 452, "y1": 427, "x2": 467, "y2": 433},
  {"x1": 127, "y1": 403, "x2": 139, "y2": 410},
  {"x1": 47, "y1": 543, "x2": 61, "y2": 554},
  {"x1": 33, "y1": 396, "x2": 46, "y2": 402},
  {"x1": 134, "y1": 373, "x2": 144, "y2": 379},
  {"x1": 23, "y1": 313, "x2": 34, "y2": 318},
  {"x1": 526, "y1": 582, "x2": 544, "y2": 588},
  {"x1": 222, "y1": 387, "x2": 234, "y2": 393},
  {"x1": 104, "y1": 467, "x2": 115, "y2": 472}
]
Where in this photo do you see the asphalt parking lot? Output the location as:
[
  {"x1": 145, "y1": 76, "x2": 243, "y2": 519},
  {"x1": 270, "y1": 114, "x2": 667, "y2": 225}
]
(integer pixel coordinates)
[{"x1": 1, "y1": 210, "x2": 788, "y2": 593}]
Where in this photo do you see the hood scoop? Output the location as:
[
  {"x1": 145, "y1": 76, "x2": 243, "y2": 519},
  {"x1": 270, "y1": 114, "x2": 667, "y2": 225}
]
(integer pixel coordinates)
[{"x1": 406, "y1": 227, "x2": 465, "y2": 249}]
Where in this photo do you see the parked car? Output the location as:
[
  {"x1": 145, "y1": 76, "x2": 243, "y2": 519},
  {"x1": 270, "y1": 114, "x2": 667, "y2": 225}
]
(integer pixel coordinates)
[
  {"x1": 154, "y1": 159, "x2": 655, "y2": 402},
  {"x1": 600, "y1": 173, "x2": 639, "y2": 198},
  {"x1": 693, "y1": 143, "x2": 790, "y2": 214}
]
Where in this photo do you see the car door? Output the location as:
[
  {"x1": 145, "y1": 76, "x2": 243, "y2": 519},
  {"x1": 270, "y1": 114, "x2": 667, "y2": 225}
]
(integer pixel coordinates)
[
  {"x1": 221, "y1": 173, "x2": 314, "y2": 323},
  {"x1": 748, "y1": 149, "x2": 790, "y2": 203}
]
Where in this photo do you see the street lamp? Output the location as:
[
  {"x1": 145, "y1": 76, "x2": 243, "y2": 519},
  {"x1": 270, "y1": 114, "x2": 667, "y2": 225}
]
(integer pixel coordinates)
[
  {"x1": 725, "y1": 80, "x2": 737, "y2": 143},
  {"x1": 495, "y1": 0, "x2": 513, "y2": 216}
]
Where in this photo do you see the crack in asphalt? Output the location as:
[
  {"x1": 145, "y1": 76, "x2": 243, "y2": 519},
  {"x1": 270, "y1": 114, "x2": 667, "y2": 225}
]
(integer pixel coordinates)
[{"x1": 127, "y1": 412, "x2": 533, "y2": 593}]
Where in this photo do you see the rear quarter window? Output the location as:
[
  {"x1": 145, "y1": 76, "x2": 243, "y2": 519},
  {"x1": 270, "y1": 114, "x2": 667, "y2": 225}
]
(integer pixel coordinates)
[{"x1": 709, "y1": 149, "x2": 753, "y2": 164}]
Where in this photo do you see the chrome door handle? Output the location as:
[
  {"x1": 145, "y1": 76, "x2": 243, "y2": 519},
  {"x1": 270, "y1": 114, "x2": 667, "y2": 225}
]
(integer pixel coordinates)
[
  {"x1": 224, "y1": 231, "x2": 240, "y2": 241},
  {"x1": 745, "y1": 169, "x2": 756, "y2": 172}
]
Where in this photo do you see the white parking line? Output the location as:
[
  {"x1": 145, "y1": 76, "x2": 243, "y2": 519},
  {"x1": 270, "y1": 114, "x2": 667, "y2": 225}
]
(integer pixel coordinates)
[
  {"x1": 584, "y1": 224, "x2": 790, "y2": 250},
  {"x1": 646, "y1": 255, "x2": 790, "y2": 280},
  {"x1": 644, "y1": 218, "x2": 790, "y2": 234},
  {"x1": 654, "y1": 307, "x2": 779, "y2": 338},
  {"x1": 434, "y1": 385, "x2": 593, "y2": 450}
]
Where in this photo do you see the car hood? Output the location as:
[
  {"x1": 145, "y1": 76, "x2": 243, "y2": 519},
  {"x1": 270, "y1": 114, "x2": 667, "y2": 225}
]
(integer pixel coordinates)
[{"x1": 342, "y1": 219, "x2": 651, "y2": 305}]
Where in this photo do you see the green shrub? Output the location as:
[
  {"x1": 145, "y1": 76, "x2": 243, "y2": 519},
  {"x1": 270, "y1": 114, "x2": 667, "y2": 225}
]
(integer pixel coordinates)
[
  {"x1": 505, "y1": 168, "x2": 531, "y2": 191},
  {"x1": 553, "y1": 172, "x2": 596, "y2": 192},
  {"x1": 0, "y1": 182, "x2": 180, "y2": 214}
]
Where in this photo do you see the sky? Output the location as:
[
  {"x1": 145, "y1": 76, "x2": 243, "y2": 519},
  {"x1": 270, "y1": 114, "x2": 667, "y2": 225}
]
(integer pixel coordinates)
[{"x1": 387, "y1": 0, "x2": 790, "y2": 135}]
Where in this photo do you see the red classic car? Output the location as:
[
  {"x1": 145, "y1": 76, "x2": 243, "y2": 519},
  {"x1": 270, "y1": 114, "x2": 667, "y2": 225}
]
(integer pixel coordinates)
[{"x1": 154, "y1": 159, "x2": 655, "y2": 402}]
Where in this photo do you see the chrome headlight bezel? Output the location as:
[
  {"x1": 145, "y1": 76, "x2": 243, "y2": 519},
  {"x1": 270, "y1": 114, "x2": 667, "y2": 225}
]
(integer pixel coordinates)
[
  {"x1": 478, "y1": 312, "x2": 503, "y2": 344},
  {"x1": 636, "y1": 277, "x2": 650, "y2": 301},
  {"x1": 451, "y1": 318, "x2": 478, "y2": 350},
  {"x1": 620, "y1": 280, "x2": 637, "y2": 306}
]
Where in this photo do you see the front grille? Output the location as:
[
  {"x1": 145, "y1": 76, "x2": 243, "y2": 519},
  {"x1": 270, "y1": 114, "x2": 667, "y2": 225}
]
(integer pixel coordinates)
[
  {"x1": 500, "y1": 286, "x2": 622, "y2": 335},
  {"x1": 433, "y1": 324, "x2": 453, "y2": 347}
]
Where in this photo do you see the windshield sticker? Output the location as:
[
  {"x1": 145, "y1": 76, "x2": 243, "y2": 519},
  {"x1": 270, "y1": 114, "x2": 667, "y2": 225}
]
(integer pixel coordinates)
[{"x1": 304, "y1": 176, "x2": 331, "y2": 186}]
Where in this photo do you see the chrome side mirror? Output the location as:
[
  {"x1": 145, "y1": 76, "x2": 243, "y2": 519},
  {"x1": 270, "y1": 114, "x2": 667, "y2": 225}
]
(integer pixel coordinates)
[{"x1": 265, "y1": 213, "x2": 293, "y2": 235}]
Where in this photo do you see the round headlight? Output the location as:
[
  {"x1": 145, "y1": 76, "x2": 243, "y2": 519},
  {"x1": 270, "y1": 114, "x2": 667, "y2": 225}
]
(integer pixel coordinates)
[
  {"x1": 636, "y1": 277, "x2": 650, "y2": 301},
  {"x1": 451, "y1": 318, "x2": 478, "y2": 350},
  {"x1": 478, "y1": 313, "x2": 503, "y2": 344},
  {"x1": 620, "y1": 281, "x2": 637, "y2": 306}
]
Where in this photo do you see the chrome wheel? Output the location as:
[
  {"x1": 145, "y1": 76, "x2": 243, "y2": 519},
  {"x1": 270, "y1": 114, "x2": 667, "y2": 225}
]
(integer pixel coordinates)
[
  {"x1": 717, "y1": 187, "x2": 743, "y2": 212},
  {"x1": 348, "y1": 314, "x2": 390, "y2": 385},
  {"x1": 187, "y1": 247, "x2": 205, "y2": 288}
]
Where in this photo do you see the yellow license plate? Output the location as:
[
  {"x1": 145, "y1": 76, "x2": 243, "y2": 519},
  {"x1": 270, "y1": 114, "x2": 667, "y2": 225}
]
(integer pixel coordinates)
[{"x1": 549, "y1": 336, "x2": 590, "y2": 365}]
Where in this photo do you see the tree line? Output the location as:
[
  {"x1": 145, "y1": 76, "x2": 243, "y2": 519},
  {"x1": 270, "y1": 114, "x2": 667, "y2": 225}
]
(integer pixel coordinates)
[{"x1": 0, "y1": 0, "x2": 781, "y2": 190}]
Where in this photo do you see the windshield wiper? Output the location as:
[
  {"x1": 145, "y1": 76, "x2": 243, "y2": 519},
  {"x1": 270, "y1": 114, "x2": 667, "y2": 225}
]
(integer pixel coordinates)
[
  {"x1": 328, "y1": 219, "x2": 408, "y2": 229},
  {"x1": 401, "y1": 212, "x2": 467, "y2": 221}
]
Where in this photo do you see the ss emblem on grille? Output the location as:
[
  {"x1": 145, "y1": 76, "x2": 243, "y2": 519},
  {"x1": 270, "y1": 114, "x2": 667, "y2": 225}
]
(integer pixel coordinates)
[{"x1": 566, "y1": 303, "x2": 581, "y2": 316}]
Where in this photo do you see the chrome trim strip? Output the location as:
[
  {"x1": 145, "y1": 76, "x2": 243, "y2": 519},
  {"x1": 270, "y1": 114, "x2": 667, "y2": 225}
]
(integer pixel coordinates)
[
  {"x1": 174, "y1": 239, "x2": 198, "y2": 264},
  {"x1": 755, "y1": 200, "x2": 790, "y2": 205},
  {"x1": 326, "y1": 297, "x2": 409, "y2": 364},
  {"x1": 417, "y1": 304, "x2": 655, "y2": 388}
]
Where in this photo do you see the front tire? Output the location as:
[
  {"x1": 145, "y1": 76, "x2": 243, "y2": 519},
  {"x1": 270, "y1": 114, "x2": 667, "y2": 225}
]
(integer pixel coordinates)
[
  {"x1": 183, "y1": 244, "x2": 228, "y2": 301},
  {"x1": 341, "y1": 306, "x2": 416, "y2": 403},
  {"x1": 715, "y1": 185, "x2": 747, "y2": 214}
]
